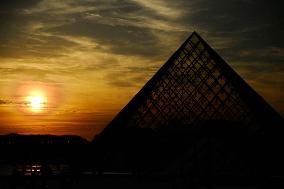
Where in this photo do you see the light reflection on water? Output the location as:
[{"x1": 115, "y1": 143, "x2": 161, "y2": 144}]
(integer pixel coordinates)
[
  {"x1": 18, "y1": 164, "x2": 42, "y2": 176},
  {"x1": 1, "y1": 163, "x2": 133, "y2": 176},
  {"x1": 14, "y1": 164, "x2": 76, "y2": 176}
]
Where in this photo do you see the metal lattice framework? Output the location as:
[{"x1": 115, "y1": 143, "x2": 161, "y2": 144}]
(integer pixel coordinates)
[{"x1": 103, "y1": 32, "x2": 282, "y2": 132}]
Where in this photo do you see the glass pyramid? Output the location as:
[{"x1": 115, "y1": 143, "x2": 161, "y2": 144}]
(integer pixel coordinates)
[{"x1": 104, "y1": 32, "x2": 282, "y2": 132}]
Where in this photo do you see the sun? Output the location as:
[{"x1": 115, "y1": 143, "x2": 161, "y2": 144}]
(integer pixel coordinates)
[
  {"x1": 26, "y1": 91, "x2": 46, "y2": 113},
  {"x1": 14, "y1": 82, "x2": 60, "y2": 114},
  {"x1": 28, "y1": 96, "x2": 44, "y2": 110}
]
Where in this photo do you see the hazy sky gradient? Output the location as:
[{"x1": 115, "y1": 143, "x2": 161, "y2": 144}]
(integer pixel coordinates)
[{"x1": 0, "y1": 0, "x2": 283, "y2": 140}]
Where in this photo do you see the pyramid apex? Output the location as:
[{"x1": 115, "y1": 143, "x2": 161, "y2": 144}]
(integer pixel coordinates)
[
  {"x1": 184, "y1": 31, "x2": 202, "y2": 45},
  {"x1": 190, "y1": 31, "x2": 200, "y2": 37}
]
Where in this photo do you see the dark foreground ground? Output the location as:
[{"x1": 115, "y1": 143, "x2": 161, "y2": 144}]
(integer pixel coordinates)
[
  {"x1": 0, "y1": 174, "x2": 284, "y2": 189},
  {"x1": 1, "y1": 121, "x2": 284, "y2": 189}
]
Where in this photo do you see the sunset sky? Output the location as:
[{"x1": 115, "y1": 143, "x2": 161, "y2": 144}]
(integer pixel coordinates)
[{"x1": 0, "y1": 0, "x2": 283, "y2": 140}]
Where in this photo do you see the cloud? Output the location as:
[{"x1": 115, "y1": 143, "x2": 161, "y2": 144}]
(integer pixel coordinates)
[
  {"x1": 130, "y1": 0, "x2": 184, "y2": 19},
  {"x1": 46, "y1": 20, "x2": 162, "y2": 57},
  {"x1": 0, "y1": 0, "x2": 41, "y2": 13},
  {"x1": 0, "y1": 99, "x2": 10, "y2": 105},
  {"x1": 22, "y1": 0, "x2": 95, "y2": 15},
  {"x1": 0, "y1": 99, "x2": 28, "y2": 105}
]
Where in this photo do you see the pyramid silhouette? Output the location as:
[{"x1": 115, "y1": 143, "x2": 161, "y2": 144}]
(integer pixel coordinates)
[{"x1": 104, "y1": 32, "x2": 282, "y2": 133}]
